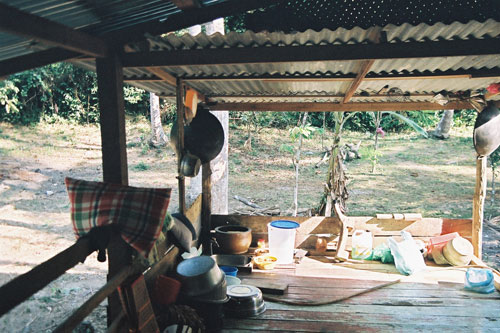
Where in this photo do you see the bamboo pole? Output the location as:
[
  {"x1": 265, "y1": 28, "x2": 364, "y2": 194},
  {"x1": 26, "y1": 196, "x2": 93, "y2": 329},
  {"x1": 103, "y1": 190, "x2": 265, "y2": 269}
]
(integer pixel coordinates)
[{"x1": 472, "y1": 156, "x2": 487, "y2": 258}]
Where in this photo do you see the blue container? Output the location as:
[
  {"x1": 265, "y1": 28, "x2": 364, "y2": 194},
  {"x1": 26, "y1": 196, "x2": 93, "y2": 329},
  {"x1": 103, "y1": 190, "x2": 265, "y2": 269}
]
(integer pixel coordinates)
[{"x1": 220, "y1": 265, "x2": 238, "y2": 277}]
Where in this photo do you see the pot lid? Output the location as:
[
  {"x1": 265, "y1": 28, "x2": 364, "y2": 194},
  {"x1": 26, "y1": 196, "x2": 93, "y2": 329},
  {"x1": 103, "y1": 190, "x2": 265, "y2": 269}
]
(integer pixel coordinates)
[
  {"x1": 270, "y1": 220, "x2": 300, "y2": 229},
  {"x1": 227, "y1": 284, "x2": 260, "y2": 298}
]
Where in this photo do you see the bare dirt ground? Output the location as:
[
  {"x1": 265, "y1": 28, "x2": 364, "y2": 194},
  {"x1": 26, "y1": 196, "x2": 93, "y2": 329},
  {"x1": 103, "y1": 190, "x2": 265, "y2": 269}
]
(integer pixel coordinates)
[{"x1": 0, "y1": 120, "x2": 498, "y2": 332}]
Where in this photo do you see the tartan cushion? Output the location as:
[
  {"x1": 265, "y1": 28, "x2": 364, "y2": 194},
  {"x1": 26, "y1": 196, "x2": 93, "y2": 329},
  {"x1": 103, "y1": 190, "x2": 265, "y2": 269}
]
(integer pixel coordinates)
[{"x1": 65, "y1": 177, "x2": 171, "y2": 257}]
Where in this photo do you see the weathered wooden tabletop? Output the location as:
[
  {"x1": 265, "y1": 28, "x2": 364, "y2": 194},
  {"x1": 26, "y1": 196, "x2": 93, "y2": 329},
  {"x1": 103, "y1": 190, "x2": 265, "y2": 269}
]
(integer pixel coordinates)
[{"x1": 222, "y1": 257, "x2": 500, "y2": 332}]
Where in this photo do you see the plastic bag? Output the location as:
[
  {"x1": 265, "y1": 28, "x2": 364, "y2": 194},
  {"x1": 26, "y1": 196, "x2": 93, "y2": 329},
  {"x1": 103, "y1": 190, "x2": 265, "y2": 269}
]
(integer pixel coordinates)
[
  {"x1": 372, "y1": 243, "x2": 394, "y2": 263},
  {"x1": 464, "y1": 268, "x2": 495, "y2": 294},
  {"x1": 388, "y1": 231, "x2": 426, "y2": 275},
  {"x1": 351, "y1": 230, "x2": 373, "y2": 260}
]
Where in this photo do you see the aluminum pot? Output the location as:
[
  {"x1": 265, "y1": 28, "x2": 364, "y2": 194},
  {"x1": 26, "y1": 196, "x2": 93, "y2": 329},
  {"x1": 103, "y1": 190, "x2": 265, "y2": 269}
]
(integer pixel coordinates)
[
  {"x1": 214, "y1": 225, "x2": 252, "y2": 254},
  {"x1": 224, "y1": 284, "x2": 266, "y2": 318},
  {"x1": 176, "y1": 256, "x2": 224, "y2": 297},
  {"x1": 473, "y1": 102, "x2": 500, "y2": 157}
]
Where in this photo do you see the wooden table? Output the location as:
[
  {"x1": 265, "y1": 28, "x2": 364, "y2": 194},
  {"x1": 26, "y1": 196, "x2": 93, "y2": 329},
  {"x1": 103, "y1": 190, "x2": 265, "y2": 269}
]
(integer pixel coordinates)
[{"x1": 222, "y1": 257, "x2": 500, "y2": 332}]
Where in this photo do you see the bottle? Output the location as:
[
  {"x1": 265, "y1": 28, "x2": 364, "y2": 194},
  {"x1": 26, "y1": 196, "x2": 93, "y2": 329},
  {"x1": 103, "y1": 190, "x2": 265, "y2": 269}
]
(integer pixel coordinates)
[{"x1": 351, "y1": 230, "x2": 373, "y2": 260}]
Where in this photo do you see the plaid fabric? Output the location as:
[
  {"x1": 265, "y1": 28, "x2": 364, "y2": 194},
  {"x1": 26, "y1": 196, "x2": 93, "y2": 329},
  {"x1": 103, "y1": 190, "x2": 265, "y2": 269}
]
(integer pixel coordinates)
[{"x1": 65, "y1": 177, "x2": 171, "y2": 257}]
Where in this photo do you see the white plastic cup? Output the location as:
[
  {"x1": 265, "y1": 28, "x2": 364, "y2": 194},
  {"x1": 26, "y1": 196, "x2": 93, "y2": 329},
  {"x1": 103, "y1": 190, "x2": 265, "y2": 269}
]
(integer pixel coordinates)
[{"x1": 267, "y1": 220, "x2": 300, "y2": 264}]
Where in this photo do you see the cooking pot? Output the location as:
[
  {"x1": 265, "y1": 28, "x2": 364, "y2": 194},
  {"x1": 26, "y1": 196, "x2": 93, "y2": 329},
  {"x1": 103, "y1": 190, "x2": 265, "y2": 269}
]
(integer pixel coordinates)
[
  {"x1": 214, "y1": 225, "x2": 252, "y2": 254},
  {"x1": 170, "y1": 107, "x2": 224, "y2": 164},
  {"x1": 473, "y1": 102, "x2": 500, "y2": 157}
]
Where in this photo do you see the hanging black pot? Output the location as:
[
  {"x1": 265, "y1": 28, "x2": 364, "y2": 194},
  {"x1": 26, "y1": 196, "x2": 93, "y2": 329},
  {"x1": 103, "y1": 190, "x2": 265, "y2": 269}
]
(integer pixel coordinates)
[
  {"x1": 473, "y1": 102, "x2": 500, "y2": 157},
  {"x1": 170, "y1": 107, "x2": 225, "y2": 164}
]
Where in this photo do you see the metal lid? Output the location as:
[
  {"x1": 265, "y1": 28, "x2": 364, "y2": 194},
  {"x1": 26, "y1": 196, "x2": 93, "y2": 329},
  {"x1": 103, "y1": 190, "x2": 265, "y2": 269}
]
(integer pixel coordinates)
[
  {"x1": 227, "y1": 284, "x2": 260, "y2": 298},
  {"x1": 270, "y1": 220, "x2": 300, "y2": 229}
]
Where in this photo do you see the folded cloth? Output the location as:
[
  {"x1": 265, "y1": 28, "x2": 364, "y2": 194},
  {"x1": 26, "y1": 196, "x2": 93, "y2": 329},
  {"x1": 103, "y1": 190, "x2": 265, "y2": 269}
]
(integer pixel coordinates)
[{"x1": 65, "y1": 177, "x2": 171, "y2": 257}]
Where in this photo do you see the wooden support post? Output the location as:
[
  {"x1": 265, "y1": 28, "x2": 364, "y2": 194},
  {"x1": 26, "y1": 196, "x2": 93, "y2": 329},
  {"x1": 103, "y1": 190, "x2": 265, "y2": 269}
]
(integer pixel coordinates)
[
  {"x1": 472, "y1": 156, "x2": 487, "y2": 259},
  {"x1": 176, "y1": 78, "x2": 186, "y2": 214},
  {"x1": 96, "y1": 53, "x2": 131, "y2": 330},
  {"x1": 202, "y1": 163, "x2": 212, "y2": 254}
]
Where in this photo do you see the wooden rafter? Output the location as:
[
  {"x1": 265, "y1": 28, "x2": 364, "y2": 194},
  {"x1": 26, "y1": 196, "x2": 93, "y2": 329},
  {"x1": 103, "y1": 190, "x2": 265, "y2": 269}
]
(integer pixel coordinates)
[
  {"x1": 209, "y1": 101, "x2": 473, "y2": 112},
  {"x1": 342, "y1": 59, "x2": 375, "y2": 103},
  {"x1": 0, "y1": 48, "x2": 80, "y2": 79},
  {"x1": 170, "y1": 0, "x2": 202, "y2": 10},
  {"x1": 0, "y1": 3, "x2": 108, "y2": 58},
  {"x1": 342, "y1": 28, "x2": 380, "y2": 103},
  {"x1": 121, "y1": 38, "x2": 500, "y2": 67}
]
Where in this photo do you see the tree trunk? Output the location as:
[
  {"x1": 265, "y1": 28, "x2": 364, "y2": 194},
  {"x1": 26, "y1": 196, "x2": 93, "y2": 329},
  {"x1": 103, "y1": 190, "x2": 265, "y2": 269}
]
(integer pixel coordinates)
[
  {"x1": 149, "y1": 92, "x2": 168, "y2": 147},
  {"x1": 431, "y1": 109, "x2": 454, "y2": 139},
  {"x1": 293, "y1": 112, "x2": 308, "y2": 216}
]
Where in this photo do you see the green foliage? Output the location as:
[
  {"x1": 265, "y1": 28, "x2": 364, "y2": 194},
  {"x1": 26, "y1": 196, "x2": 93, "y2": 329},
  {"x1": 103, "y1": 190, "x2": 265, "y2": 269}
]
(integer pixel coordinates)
[
  {"x1": 453, "y1": 109, "x2": 477, "y2": 127},
  {"x1": 133, "y1": 161, "x2": 150, "y2": 171},
  {"x1": 0, "y1": 63, "x2": 151, "y2": 125},
  {"x1": 289, "y1": 124, "x2": 316, "y2": 141},
  {"x1": 279, "y1": 144, "x2": 294, "y2": 154},
  {"x1": 490, "y1": 146, "x2": 500, "y2": 176}
]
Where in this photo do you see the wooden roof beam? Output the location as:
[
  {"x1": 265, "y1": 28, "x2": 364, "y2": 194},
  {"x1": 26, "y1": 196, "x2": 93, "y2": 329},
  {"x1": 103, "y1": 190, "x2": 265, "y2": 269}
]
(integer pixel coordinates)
[
  {"x1": 0, "y1": 3, "x2": 109, "y2": 58},
  {"x1": 121, "y1": 38, "x2": 500, "y2": 67},
  {"x1": 342, "y1": 60, "x2": 375, "y2": 103},
  {"x1": 209, "y1": 101, "x2": 473, "y2": 112}
]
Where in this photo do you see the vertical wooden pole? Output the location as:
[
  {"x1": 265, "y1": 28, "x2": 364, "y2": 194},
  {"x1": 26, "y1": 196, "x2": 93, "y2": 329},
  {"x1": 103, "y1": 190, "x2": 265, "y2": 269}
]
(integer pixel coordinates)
[
  {"x1": 96, "y1": 53, "x2": 131, "y2": 331},
  {"x1": 472, "y1": 156, "x2": 487, "y2": 259},
  {"x1": 202, "y1": 163, "x2": 212, "y2": 254},
  {"x1": 176, "y1": 78, "x2": 186, "y2": 214}
]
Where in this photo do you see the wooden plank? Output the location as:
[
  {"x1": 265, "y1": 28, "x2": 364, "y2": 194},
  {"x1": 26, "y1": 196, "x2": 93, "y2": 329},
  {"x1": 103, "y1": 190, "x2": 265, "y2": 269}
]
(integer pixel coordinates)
[
  {"x1": 0, "y1": 238, "x2": 92, "y2": 316},
  {"x1": 54, "y1": 265, "x2": 139, "y2": 333},
  {"x1": 148, "y1": 67, "x2": 177, "y2": 86},
  {"x1": 176, "y1": 78, "x2": 186, "y2": 214},
  {"x1": 223, "y1": 308, "x2": 500, "y2": 329},
  {"x1": 121, "y1": 38, "x2": 500, "y2": 67},
  {"x1": 0, "y1": 48, "x2": 80, "y2": 78},
  {"x1": 211, "y1": 215, "x2": 472, "y2": 238},
  {"x1": 185, "y1": 193, "x2": 202, "y2": 241},
  {"x1": 240, "y1": 279, "x2": 288, "y2": 295},
  {"x1": 0, "y1": 3, "x2": 108, "y2": 58},
  {"x1": 202, "y1": 163, "x2": 212, "y2": 254},
  {"x1": 96, "y1": 54, "x2": 128, "y2": 185},
  {"x1": 96, "y1": 53, "x2": 130, "y2": 329},
  {"x1": 472, "y1": 156, "x2": 487, "y2": 258},
  {"x1": 208, "y1": 101, "x2": 473, "y2": 112},
  {"x1": 342, "y1": 60, "x2": 375, "y2": 103}
]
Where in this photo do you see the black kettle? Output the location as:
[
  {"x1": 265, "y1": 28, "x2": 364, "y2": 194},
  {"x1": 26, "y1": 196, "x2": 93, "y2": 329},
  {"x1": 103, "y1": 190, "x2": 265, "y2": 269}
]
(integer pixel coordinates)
[
  {"x1": 473, "y1": 102, "x2": 500, "y2": 157},
  {"x1": 170, "y1": 107, "x2": 225, "y2": 164}
]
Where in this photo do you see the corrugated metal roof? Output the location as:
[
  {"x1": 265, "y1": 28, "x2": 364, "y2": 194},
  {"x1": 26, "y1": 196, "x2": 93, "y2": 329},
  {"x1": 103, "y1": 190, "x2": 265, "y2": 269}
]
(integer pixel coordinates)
[
  {"x1": 0, "y1": 0, "x2": 226, "y2": 61},
  {"x1": 120, "y1": 20, "x2": 500, "y2": 104}
]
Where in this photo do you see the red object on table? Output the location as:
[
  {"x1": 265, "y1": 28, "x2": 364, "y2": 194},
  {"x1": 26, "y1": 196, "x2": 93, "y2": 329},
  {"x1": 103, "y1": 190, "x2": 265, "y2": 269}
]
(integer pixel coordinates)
[
  {"x1": 428, "y1": 232, "x2": 459, "y2": 257},
  {"x1": 154, "y1": 275, "x2": 181, "y2": 306}
]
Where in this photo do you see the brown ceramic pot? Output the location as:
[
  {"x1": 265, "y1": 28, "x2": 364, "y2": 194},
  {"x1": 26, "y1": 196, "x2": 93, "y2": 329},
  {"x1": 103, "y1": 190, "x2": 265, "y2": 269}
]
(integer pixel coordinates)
[{"x1": 214, "y1": 225, "x2": 252, "y2": 254}]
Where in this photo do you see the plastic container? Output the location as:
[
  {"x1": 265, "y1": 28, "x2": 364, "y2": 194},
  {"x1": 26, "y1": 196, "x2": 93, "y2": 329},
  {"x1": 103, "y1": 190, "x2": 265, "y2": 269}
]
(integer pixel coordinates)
[
  {"x1": 351, "y1": 230, "x2": 373, "y2": 260},
  {"x1": 428, "y1": 232, "x2": 459, "y2": 259},
  {"x1": 267, "y1": 220, "x2": 300, "y2": 264},
  {"x1": 220, "y1": 265, "x2": 238, "y2": 276},
  {"x1": 464, "y1": 268, "x2": 495, "y2": 294},
  {"x1": 154, "y1": 275, "x2": 181, "y2": 305}
]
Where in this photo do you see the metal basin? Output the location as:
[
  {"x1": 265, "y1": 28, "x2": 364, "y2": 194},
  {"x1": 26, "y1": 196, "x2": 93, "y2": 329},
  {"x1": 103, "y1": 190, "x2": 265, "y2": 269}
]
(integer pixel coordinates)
[
  {"x1": 176, "y1": 256, "x2": 224, "y2": 297},
  {"x1": 224, "y1": 284, "x2": 266, "y2": 318}
]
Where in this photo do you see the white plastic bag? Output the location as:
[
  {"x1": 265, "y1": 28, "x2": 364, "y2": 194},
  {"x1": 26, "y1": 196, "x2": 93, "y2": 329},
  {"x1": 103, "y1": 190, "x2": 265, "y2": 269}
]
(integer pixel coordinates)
[{"x1": 388, "y1": 231, "x2": 426, "y2": 275}]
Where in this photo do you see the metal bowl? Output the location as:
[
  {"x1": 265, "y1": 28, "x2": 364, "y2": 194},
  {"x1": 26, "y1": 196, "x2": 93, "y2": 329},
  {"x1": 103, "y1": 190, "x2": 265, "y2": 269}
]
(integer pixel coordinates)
[
  {"x1": 176, "y1": 256, "x2": 224, "y2": 297},
  {"x1": 224, "y1": 284, "x2": 266, "y2": 318}
]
